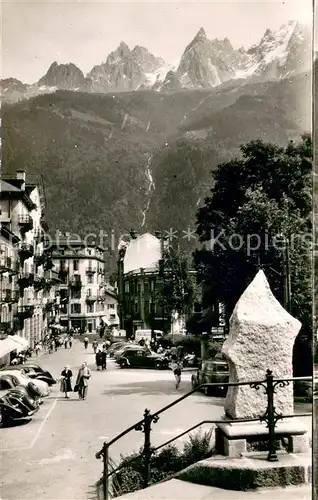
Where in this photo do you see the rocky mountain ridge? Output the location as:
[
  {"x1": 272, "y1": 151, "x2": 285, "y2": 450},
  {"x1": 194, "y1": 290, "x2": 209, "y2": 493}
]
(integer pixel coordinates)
[{"x1": 1, "y1": 20, "x2": 310, "y2": 102}]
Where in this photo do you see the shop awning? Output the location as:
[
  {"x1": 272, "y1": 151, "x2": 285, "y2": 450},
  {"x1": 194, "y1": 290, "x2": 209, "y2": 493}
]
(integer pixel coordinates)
[
  {"x1": 0, "y1": 337, "x2": 20, "y2": 357},
  {"x1": 10, "y1": 335, "x2": 29, "y2": 350}
]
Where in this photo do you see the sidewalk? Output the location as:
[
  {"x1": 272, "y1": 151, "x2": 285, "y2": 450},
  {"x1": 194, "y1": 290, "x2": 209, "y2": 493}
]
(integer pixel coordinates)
[{"x1": 118, "y1": 479, "x2": 312, "y2": 500}]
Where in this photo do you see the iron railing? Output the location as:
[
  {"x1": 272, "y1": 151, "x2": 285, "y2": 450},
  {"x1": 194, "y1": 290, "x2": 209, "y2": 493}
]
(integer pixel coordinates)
[{"x1": 96, "y1": 370, "x2": 312, "y2": 500}]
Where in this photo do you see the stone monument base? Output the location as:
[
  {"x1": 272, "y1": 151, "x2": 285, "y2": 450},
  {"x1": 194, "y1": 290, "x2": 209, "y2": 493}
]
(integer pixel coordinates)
[
  {"x1": 175, "y1": 451, "x2": 312, "y2": 491},
  {"x1": 215, "y1": 418, "x2": 309, "y2": 458}
]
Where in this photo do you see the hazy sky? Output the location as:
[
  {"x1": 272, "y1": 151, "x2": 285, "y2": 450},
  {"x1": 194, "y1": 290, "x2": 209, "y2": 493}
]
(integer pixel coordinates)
[{"x1": 2, "y1": 0, "x2": 313, "y2": 83}]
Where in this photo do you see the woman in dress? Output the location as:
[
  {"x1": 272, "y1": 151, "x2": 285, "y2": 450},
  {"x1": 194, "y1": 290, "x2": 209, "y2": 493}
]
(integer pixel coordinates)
[
  {"x1": 76, "y1": 362, "x2": 91, "y2": 400},
  {"x1": 60, "y1": 365, "x2": 73, "y2": 398}
]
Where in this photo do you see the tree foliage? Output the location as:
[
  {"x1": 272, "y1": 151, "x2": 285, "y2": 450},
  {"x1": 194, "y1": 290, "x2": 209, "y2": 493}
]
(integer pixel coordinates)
[
  {"x1": 155, "y1": 245, "x2": 199, "y2": 319},
  {"x1": 194, "y1": 135, "x2": 312, "y2": 374}
]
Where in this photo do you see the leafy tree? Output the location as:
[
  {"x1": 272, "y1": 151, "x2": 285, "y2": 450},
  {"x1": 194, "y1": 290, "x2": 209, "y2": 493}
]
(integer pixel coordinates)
[
  {"x1": 194, "y1": 135, "x2": 312, "y2": 375},
  {"x1": 156, "y1": 245, "x2": 199, "y2": 325}
]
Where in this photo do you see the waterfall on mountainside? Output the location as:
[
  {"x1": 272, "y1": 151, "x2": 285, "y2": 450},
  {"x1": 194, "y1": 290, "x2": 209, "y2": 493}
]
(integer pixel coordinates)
[{"x1": 141, "y1": 154, "x2": 155, "y2": 228}]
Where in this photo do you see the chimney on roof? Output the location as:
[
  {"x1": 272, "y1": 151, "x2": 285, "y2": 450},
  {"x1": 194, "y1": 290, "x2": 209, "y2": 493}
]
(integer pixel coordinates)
[{"x1": 16, "y1": 170, "x2": 26, "y2": 191}]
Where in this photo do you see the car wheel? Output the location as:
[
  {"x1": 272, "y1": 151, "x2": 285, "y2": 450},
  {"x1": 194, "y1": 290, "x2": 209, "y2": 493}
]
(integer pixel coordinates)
[{"x1": 120, "y1": 360, "x2": 128, "y2": 369}]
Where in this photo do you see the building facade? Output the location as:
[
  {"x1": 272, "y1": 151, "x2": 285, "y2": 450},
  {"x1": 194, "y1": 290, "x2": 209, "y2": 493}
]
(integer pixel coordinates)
[
  {"x1": 0, "y1": 170, "x2": 60, "y2": 345},
  {"x1": 117, "y1": 232, "x2": 170, "y2": 338},
  {"x1": 50, "y1": 236, "x2": 110, "y2": 333}
]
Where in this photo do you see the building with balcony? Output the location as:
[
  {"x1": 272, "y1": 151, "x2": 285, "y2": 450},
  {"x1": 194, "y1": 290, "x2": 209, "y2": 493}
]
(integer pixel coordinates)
[
  {"x1": 0, "y1": 225, "x2": 20, "y2": 340},
  {"x1": 0, "y1": 170, "x2": 60, "y2": 345},
  {"x1": 117, "y1": 232, "x2": 170, "y2": 338},
  {"x1": 50, "y1": 235, "x2": 109, "y2": 333}
]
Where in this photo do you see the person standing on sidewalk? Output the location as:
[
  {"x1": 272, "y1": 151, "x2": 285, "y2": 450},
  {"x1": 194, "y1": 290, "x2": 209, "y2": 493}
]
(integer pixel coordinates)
[
  {"x1": 60, "y1": 365, "x2": 73, "y2": 398},
  {"x1": 75, "y1": 362, "x2": 91, "y2": 400},
  {"x1": 95, "y1": 349, "x2": 103, "y2": 371}
]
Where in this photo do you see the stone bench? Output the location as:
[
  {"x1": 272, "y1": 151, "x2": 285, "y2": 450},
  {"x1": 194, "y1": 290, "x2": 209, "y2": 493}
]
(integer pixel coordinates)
[{"x1": 215, "y1": 419, "x2": 310, "y2": 458}]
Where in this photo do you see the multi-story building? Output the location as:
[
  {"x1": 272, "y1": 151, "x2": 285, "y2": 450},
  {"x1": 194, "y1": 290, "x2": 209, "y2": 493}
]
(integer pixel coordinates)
[
  {"x1": 0, "y1": 224, "x2": 20, "y2": 338},
  {"x1": 103, "y1": 284, "x2": 119, "y2": 328},
  {"x1": 50, "y1": 235, "x2": 110, "y2": 333},
  {"x1": 117, "y1": 232, "x2": 170, "y2": 338},
  {"x1": 0, "y1": 170, "x2": 60, "y2": 345}
]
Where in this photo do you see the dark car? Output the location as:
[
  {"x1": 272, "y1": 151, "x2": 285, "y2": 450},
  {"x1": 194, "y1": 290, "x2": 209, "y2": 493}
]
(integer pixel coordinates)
[
  {"x1": 114, "y1": 344, "x2": 150, "y2": 363},
  {"x1": 191, "y1": 354, "x2": 229, "y2": 396},
  {"x1": 118, "y1": 348, "x2": 169, "y2": 370}
]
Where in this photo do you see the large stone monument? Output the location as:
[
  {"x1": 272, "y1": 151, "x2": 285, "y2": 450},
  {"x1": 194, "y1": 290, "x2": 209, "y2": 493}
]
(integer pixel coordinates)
[
  {"x1": 222, "y1": 269, "x2": 300, "y2": 419},
  {"x1": 215, "y1": 270, "x2": 309, "y2": 457}
]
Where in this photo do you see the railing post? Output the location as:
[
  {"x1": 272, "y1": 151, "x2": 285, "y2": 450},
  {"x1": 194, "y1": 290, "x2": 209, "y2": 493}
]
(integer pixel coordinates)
[
  {"x1": 265, "y1": 370, "x2": 278, "y2": 462},
  {"x1": 143, "y1": 409, "x2": 152, "y2": 489},
  {"x1": 103, "y1": 442, "x2": 109, "y2": 500}
]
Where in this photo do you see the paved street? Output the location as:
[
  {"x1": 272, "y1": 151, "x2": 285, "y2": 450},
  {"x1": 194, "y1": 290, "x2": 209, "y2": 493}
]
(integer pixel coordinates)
[{"x1": 1, "y1": 340, "x2": 226, "y2": 500}]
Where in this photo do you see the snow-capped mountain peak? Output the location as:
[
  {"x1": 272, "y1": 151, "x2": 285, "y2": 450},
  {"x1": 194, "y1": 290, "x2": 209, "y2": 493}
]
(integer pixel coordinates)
[{"x1": 1, "y1": 19, "x2": 310, "y2": 102}]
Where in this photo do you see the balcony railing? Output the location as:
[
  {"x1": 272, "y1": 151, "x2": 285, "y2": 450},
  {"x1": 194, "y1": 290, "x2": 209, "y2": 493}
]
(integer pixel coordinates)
[
  {"x1": 0, "y1": 321, "x2": 11, "y2": 332},
  {"x1": 17, "y1": 273, "x2": 34, "y2": 289},
  {"x1": 86, "y1": 266, "x2": 97, "y2": 274},
  {"x1": 0, "y1": 256, "x2": 13, "y2": 273},
  {"x1": 18, "y1": 243, "x2": 34, "y2": 260},
  {"x1": 18, "y1": 214, "x2": 34, "y2": 232},
  {"x1": 17, "y1": 305, "x2": 35, "y2": 319},
  {"x1": 33, "y1": 277, "x2": 47, "y2": 291},
  {"x1": 69, "y1": 277, "x2": 82, "y2": 288},
  {"x1": 86, "y1": 294, "x2": 98, "y2": 302},
  {"x1": 0, "y1": 289, "x2": 15, "y2": 303}
]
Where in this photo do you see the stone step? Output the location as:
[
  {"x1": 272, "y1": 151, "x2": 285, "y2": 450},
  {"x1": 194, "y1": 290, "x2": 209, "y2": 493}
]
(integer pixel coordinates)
[
  {"x1": 117, "y1": 479, "x2": 311, "y2": 499},
  {"x1": 116, "y1": 452, "x2": 311, "y2": 499},
  {"x1": 174, "y1": 452, "x2": 311, "y2": 490}
]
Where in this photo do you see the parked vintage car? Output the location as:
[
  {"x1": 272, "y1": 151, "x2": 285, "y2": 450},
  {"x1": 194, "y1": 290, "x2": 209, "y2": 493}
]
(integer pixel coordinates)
[
  {"x1": 118, "y1": 347, "x2": 170, "y2": 370},
  {"x1": 115, "y1": 344, "x2": 151, "y2": 363},
  {"x1": 191, "y1": 354, "x2": 229, "y2": 396},
  {"x1": 0, "y1": 392, "x2": 37, "y2": 425},
  {"x1": 1, "y1": 365, "x2": 56, "y2": 386},
  {"x1": 0, "y1": 371, "x2": 50, "y2": 397},
  {"x1": 106, "y1": 342, "x2": 128, "y2": 358}
]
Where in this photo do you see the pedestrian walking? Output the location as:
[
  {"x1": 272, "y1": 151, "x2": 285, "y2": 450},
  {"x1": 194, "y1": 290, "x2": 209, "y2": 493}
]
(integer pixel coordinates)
[
  {"x1": 64, "y1": 338, "x2": 68, "y2": 349},
  {"x1": 75, "y1": 362, "x2": 91, "y2": 400},
  {"x1": 101, "y1": 349, "x2": 107, "y2": 370},
  {"x1": 35, "y1": 343, "x2": 40, "y2": 356},
  {"x1": 95, "y1": 349, "x2": 103, "y2": 370},
  {"x1": 84, "y1": 336, "x2": 89, "y2": 349},
  {"x1": 60, "y1": 365, "x2": 73, "y2": 398},
  {"x1": 92, "y1": 340, "x2": 98, "y2": 354},
  {"x1": 69, "y1": 335, "x2": 74, "y2": 348},
  {"x1": 170, "y1": 358, "x2": 182, "y2": 389}
]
